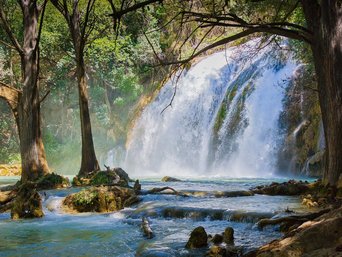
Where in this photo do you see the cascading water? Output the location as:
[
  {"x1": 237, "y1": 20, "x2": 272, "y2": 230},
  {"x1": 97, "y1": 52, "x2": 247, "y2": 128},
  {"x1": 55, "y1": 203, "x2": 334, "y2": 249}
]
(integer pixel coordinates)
[{"x1": 121, "y1": 42, "x2": 298, "y2": 178}]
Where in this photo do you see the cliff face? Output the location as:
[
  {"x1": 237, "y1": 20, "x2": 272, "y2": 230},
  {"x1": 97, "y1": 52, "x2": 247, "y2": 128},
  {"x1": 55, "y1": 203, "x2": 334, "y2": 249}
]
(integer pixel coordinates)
[{"x1": 277, "y1": 65, "x2": 324, "y2": 177}]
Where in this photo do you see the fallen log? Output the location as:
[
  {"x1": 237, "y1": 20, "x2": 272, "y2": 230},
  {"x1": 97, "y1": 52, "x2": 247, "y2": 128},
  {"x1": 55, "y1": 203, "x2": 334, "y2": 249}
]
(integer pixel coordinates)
[
  {"x1": 257, "y1": 208, "x2": 331, "y2": 231},
  {"x1": 142, "y1": 217, "x2": 154, "y2": 239},
  {"x1": 141, "y1": 187, "x2": 188, "y2": 197}
]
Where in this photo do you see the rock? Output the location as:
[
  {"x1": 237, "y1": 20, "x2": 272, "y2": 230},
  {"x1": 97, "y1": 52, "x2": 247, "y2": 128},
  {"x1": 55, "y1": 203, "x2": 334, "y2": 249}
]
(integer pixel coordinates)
[
  {"x1": 63, "y1": 186, "x2": 139, "y2": 213},
  {"x1": 223, "y1": 227, "x2": 234, "y2": 244},
  {"x1": 207, "y1": 245, "x2": 226, "y2": 257},
  {"x1": 207, "y1": 245, "x2": 240, "y2": 257},
  {"x1": 302, "y1": 150, "x2": 325, "y2": 177},
  {"x1": 11, "y1": 182, "x2": 43, "y2": 219},
  {"x1": 161, "y1": 176, "x2": 182, "y2": 182},
  {"x1": 113, "y1": 167, "x2": 133, "y2": 183},
  {"x1": 134, "y1": 179, "x2": 141, "y2": 193},
  {"x1": 36, "y1": 173, "x2": 70, "y2": 190},
  {"x1": 185, "y1": 226, "x2": 208, "y2": 249},
  {"x1": 212, "y1": 234, "x2": 224, "y2": 245},
  {"x1": 251, "y1": 180, "x2": 310, "y2": 195}
]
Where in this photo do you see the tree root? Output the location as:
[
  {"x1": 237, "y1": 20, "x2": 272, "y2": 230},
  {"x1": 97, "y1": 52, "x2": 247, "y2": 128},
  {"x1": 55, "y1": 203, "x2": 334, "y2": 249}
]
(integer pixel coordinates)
[
  {"x1": 257, "y1": 208, "x2": 331, "y2": 231},
  {"x1": 0, "y1": 190, "x2": 16, "y2": 205},
  {"x1": 0, "y1": 190, "x2": 17, "y2": 213},
  {"x1": 0, "y1": 200, "x2": 14, "y2": 213}
]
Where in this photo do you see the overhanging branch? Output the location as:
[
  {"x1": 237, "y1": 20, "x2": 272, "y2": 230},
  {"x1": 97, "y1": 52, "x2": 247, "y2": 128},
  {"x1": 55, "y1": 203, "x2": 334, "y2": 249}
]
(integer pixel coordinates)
[{"x1": 159, "y1": 25, "x2": 312, "y2": 67}]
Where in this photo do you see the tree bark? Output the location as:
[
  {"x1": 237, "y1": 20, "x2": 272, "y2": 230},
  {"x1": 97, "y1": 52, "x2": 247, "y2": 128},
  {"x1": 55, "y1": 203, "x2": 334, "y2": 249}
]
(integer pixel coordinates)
[
  {"x1": 70, "y1": 1, "x2": 99, "y2": 177},
  {"x1": 302, "y1": 0, "x2": 342, "y2": 186},
  {"x1": 76, "y1": 54, "x2": 100, "y2": 176},
  {"x1": 18, "y1": 1, "x2": 49, "y2": 181},
  {"x1": 0, "y1": 1, "x2": 50, "y2": 182}
]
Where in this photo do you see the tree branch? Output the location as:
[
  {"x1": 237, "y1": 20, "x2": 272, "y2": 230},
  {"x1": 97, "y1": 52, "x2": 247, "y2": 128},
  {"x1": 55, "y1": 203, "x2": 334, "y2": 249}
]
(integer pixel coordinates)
[
  {"x1": 108, "y1": 0, "x2": 162, "y2": 18},
  {"x1": 158, "y1": 25, "x2": 311, "y2": 67},
  {"x1": 39, "y1": 90, "x2": 50, "y2": 104}
]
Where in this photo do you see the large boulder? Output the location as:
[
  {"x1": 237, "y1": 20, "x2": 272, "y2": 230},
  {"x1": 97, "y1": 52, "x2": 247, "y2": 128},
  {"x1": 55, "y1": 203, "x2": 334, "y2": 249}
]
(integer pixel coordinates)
[
  {"x1": 63, "y1": 186, "x2": 139, "y2": 213},
  {"x1": 186, "y1": 226, "x2": 208, "y2": 248},
  {"x1": 11, "y1": 182, "x2": 43, "y2": 219}
]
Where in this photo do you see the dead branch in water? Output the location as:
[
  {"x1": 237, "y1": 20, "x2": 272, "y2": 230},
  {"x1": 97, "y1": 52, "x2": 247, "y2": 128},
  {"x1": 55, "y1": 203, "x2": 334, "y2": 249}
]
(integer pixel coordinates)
[
  {"x1": 142, "y1": 186, "x2": 188, "y2": 197},
  {"x1": 142, "y1": 217, "x2": 154, "y2": 239}
]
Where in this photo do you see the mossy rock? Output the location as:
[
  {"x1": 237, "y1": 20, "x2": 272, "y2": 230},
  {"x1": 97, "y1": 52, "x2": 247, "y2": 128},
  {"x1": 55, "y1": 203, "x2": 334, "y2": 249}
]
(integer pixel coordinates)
[
  {"x1": 90, "y1": 171, "x2": 117, "y2": 186},
  {"x1": 11, "y1": 182, "x2": 43, "y2": 219},
  {"x1": 63, "y1": 186, "x2": 139, "y2": 213},
  {"x1": 36, "y1": 173, "x2": 70, "y2": 190},
  {"x1": 73, "y1": 168, "x2": 130, "y2": 187}
]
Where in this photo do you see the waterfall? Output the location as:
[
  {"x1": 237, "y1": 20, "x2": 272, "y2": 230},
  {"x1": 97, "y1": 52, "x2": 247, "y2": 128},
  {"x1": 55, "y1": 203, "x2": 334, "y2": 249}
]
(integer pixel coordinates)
[{"x1": 120, "y1": 42, "x2": 298, "y2": 178}]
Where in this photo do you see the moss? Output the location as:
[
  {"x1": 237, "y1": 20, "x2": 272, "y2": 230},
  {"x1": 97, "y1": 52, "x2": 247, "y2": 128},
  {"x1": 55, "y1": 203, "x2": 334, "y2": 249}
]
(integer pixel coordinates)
[
  {"x1": 213, "y1": 103, "x2": 227, "y2": 135},
  {"x1": 36, "y1": 173, "x2": 70, "y2": 190},
  {"x1": 71, "y1": 189, "x2": 99, "y2": 212},
  {"x1": 90, "y1": 171, "x2": 113, "y2": 185}
]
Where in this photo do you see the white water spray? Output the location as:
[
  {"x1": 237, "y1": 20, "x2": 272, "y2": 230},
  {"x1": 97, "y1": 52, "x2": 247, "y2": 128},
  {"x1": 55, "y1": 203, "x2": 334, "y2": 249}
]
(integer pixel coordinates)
[{"x1": 117, "y1": 42, "x2": 298, "y2": 178}]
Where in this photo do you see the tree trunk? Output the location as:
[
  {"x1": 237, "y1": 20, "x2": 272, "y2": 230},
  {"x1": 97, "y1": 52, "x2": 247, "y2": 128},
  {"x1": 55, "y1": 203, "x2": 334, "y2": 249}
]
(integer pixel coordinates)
[
  {"x1": 50, "y1": 0, "x2": 100, "y2": 177},
  {"x1": 302, "y1": 1, "x2": 342, "y2": 186},
  {"x1": 18, "y1": 2, "x2": 49, "y2": 182},
  {"x1": 76, "y1": 54, "x2": 100, "y2": 176}
]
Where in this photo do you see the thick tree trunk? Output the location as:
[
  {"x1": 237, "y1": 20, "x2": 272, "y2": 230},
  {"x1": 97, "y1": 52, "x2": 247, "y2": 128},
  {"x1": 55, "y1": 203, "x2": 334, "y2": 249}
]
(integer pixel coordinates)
[
  {"x1": 76, "y1": 55, "x2": 99, "y2": 176},
  {"x1": 302, "y1": 1, "x2": 342, "y2": 187},
  {"x1": 19, "y1": 2, "x2": 49, "y2": 182},
  {"x1": 1, "y1": 1, "x2": 50, "y2": 182}
]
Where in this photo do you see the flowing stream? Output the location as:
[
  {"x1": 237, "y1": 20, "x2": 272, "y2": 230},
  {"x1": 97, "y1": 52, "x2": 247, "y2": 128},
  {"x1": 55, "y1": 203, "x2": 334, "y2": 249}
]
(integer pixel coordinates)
[
  {"x1": 122, "y1": 42, "x2": 297, "y2": 178},
  {"x1": 0, "y1": 178, "x2": 313, "y2": 257}
]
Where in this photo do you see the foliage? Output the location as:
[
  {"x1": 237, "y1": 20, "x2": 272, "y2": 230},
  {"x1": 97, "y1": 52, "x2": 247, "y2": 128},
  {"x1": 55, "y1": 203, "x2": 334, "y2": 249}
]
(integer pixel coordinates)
[
  {"x1": 72, "y1": 189, "x2": 99, "y2": 207},
  {"x1": 90, "y1": 171, "x2": 113, "y2": 185}
]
